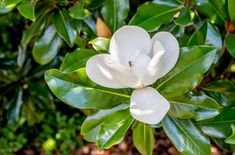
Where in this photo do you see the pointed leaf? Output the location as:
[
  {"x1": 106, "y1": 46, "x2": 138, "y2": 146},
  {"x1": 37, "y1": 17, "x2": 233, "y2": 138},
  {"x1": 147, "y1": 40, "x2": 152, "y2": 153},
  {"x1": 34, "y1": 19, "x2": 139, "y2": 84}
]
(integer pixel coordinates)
[
  {"x1": 17, "y1": 0, "x2": 36, "y2": 21},
  {"x1": 21, "y1": 13, "x2": 47, "y2": 47},
  {"x1": 174, "y1": 6, "x2": 192, "y2": 26},
  {"x1": 129, "y1": 2, "x2": 181, "y2": 32},
  {"x1": 32, "y1": 25, "x2": 63, "y2": 65},
  {"x1": 225, "y1": 33, "x2": 235, "y2": 58},
  {"x1": 162, "y1": 115, "x2": 211, "y2": 155},
  {"x1": 69, "y1": 2, "x2": 90, "y2": 20},
  {"x1": 89, "y1": 37, "x2": 110, "y2": 53},
  {"x1": 7, "y1": 88, "x2": 23, "y2": 124},
  {"x1": 188, "y1": 21, "x2": 222, "y2": 49},
  {"x1": 81, "y1": 104, "x2": 134, "y2": 149},
  {"x1": 225, "y1": 125, "x2": 235, "y2": 144},
  {"x1": 53, "y1": 9, "x2": 77, "y2": 47},
  {"x1": 133, "y1": 123, "x2": 154, "y2": 155},
  {"x1": 101, "y1": 0, "x2": 129, "y2": 32}
]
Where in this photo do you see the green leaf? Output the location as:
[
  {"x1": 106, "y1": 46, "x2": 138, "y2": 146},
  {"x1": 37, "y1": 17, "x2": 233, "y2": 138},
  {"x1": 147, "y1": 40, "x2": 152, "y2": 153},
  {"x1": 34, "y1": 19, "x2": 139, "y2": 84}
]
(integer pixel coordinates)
[
  {"x1": 193, "y1": 1, "x2": 223, "y2": 25},
  {"x1": 174, "y1": 7, "x2": 191, "y2": 26},
  {"x1": 53, "y1": 9, "x2": 77, "y2": 47},
  {"x1": 45, "y1": 69, "x2": 129, "y2": 109},
  {"x1": 60, "y1": 48, "x2": 96, "y2": 73},
  {"x1": 203, "y1": 81, "x2": 235, "y2": 107},
  {"x1": 69, "y1": 2, "x2": 90, "y2": 20},
  {"x1": 169, "y1": 92, "x2": 220, "y2": 121},
  {"x1": 21, "y1": 12, "x2": 47, "y2": 47},
  {"x1": 3, "y1": 0, "x2": 21, "y2": 5},
  {"x1": 17, "y1": 0, "x2": 36, "y2": 21},
  {"x1": 153, "y1": 0, "x2": 182, "y2": 7},
  {"x1": 129, "y1": 2, "x2": 181, "y2": 32},
  {"x1": 84, "y1": 0, "x2": 106, "y2": 9},
  {"x1": 228, "y1": 0, "x2": 235, "y2": 23},
  {"x1": 212, "y1": 138, "x2": 233, "y2": 151},
  {"x1": 7, "y1": 88, "x2": 23, "y2": 124},
  {"x1": 101, "y1": 0, "x2": 129, "y2": 32},
  {"x1": 208, "y1": 0, "x2": 228, "y2": 21},
  {"x1": 162, "y1": 115, "x2": 211, "y2": 155},
  {"x1": 0, "y1": 0, "x2": 21, "y2": 14},
  {"x1": 133, "y1": 123, "x2": 154, "y2": 155},
  {"x1": 32, "y1": 25, "x2": 63, "y2": 65},
  {"x1": 188, "y1": 21, "x2": 222, "y2": 49},
  {"x1": 225, "y1": 125, "x2": 235, "y2": 144},
  {"x1": 81, "y1": 104, "x2": 134, "y2": 149},
  {"x1": 89, "y1": 37, "x2": 110, "y2": 53},
  {"x1": 198, "y1": 108, "x2": 235, "y2": 138},
  {"x1": 225, "y1": 33, "x2": 235, "y2": 58},
  {"x1": 155, "y1": 46, "x2": 217, "y2": 98}
]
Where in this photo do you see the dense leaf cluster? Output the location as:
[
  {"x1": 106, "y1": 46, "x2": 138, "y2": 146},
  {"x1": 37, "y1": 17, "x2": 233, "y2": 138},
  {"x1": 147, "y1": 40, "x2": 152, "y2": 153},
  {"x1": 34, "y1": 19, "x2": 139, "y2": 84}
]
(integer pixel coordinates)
[{"x1": 1, "y1": 0, "x2": 235, "y2": 154}]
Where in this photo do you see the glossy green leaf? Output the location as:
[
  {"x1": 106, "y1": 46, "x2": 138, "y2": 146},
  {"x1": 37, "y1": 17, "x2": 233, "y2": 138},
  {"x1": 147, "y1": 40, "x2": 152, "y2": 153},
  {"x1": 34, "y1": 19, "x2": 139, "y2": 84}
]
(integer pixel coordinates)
[
  {"x1": 203, "y1": 81, "x2": 235, "y2": 107},
  {"x1": 0, "y1": 5, "x2": 15, "y2": 14},
  {"x1": 17, "y1": 0, "x2": 36, "y2": 21},
  {"x1": 53, "y1": 9, "x2": 77, "y2": 47},
  {"x1": 0, "y1": 0, "x2": 21, "y2": 14},
  {"x1": 153, "y1": 0, "x2": 182, "y2": 7},
  {"x1": 212, "y1": 138, "x2": 233, "y2": 151},
  {"x1": 21, "y1": 13, "x2": 47, "y2": 47},
  {"x1": 32, "y1": 25, "x2": 63, "y2": 65},
  {"x1": 81, "y1": 104, "x2": 134, "y2": 149},
  {"x1": 89, "y1": 37, "x2": 110, "y2": 53},
  {"x1": 69, "y1": 2, "x2": 90, "y2": 20},
  {"x1": 133, "y1": 123, "x2": 154, "y2": 155},
  {"x1": 129, "y1": 2, "x2": 181, "y2": 32},
  {"x1": 188, "y1": 21, "x2": 222, "y2": 49},
  {"x1": 169, "y1": 92, "x2": 220, "y2": 121},
  {"x1": 193, "y1": 0, "x2": 223, "y2": 25},
  {"x1": 208, "y1": 0, "x2": 228, "y2": 21},
  {"x1": 162, "y1": 115, "x2": 211, "y2": 155},
  {"x1": 225, "y1": 33, "x2": 235, "y2": 58},
  {"x1": 84, "y1": 0, "x2": 106, "y2": 9},
  {"x1": 198, "y1": 108, "x2": 235, "y2": 138},
  {"x1": 155, "y1": 46, "x2": 217, "y2": 98},
  {"x1": 45, "y1": 69, "x2": 129, "y2": 109},
  {"x1": 174, "y1": 7, "x2": 191, "y2": 26},
  {"x1": 7, "y1": 88, "x2": 23, "y2": 124},
  {"x1": 60, "y1": 48, "x2": 96, "y2": 73},
  {"x1": 101, "y1": 0, "x2": 129, "y2": 32},
  {"x1": 225, "y1": 125, "x2": 235, "y2": 144},
  {"x1": 228, "y1": 0, "x2": 235, "y2": 23},
  {"x1": 3, "y1": 0, "x2": 21, "y2": 5}
]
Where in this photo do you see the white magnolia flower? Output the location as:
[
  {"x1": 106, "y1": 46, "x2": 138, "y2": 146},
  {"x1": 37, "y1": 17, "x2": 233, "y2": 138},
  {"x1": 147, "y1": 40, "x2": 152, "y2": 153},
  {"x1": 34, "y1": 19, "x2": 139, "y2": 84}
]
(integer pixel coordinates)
[{"x1": 86, "y1": 26, "x2": 179, "y2": 124}]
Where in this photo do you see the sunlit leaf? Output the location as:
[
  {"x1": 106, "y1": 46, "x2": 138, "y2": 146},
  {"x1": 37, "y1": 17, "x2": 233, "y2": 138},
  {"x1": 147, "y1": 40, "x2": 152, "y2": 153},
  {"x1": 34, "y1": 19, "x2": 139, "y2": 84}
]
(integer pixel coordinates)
[
  {"x1": 81, "y1": 104, "x2": 134, "y2": 149},
  {"x1": 162, "y1": 115, "x2": 211, "y2": 155}
]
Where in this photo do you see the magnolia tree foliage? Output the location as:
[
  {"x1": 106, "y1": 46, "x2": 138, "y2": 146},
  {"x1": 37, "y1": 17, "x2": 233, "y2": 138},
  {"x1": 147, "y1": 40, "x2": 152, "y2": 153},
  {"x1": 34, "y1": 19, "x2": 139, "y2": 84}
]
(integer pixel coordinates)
[{"x1": 1, "y1": 0, "x2": 235, "y2": 154}]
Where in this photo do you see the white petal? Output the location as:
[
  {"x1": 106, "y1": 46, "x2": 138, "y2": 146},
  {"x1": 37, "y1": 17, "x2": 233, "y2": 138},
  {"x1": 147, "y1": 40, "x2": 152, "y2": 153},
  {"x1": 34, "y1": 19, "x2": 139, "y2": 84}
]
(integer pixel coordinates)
[
  {"x1": 86, "y1": 54, "x2": 125, "y2": 88},
  {"x1": 151, "y1": 31, "x2": 179, "y2": 79},
  {"x1": 130, "y1": 86, "x2": 170, "y2": 124},
  {"x1": 109, "y1": 26, "x2": 151, "y2": 66},
  {"x1": 142, "y1": 41, "x2": 165, "y2": 85},
  {"x1": 131, "y1": 53, "x2": 151, "y2": 87},
  {"x1": 104, "y1": 56, "x2": 139, "y2": 88}
]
